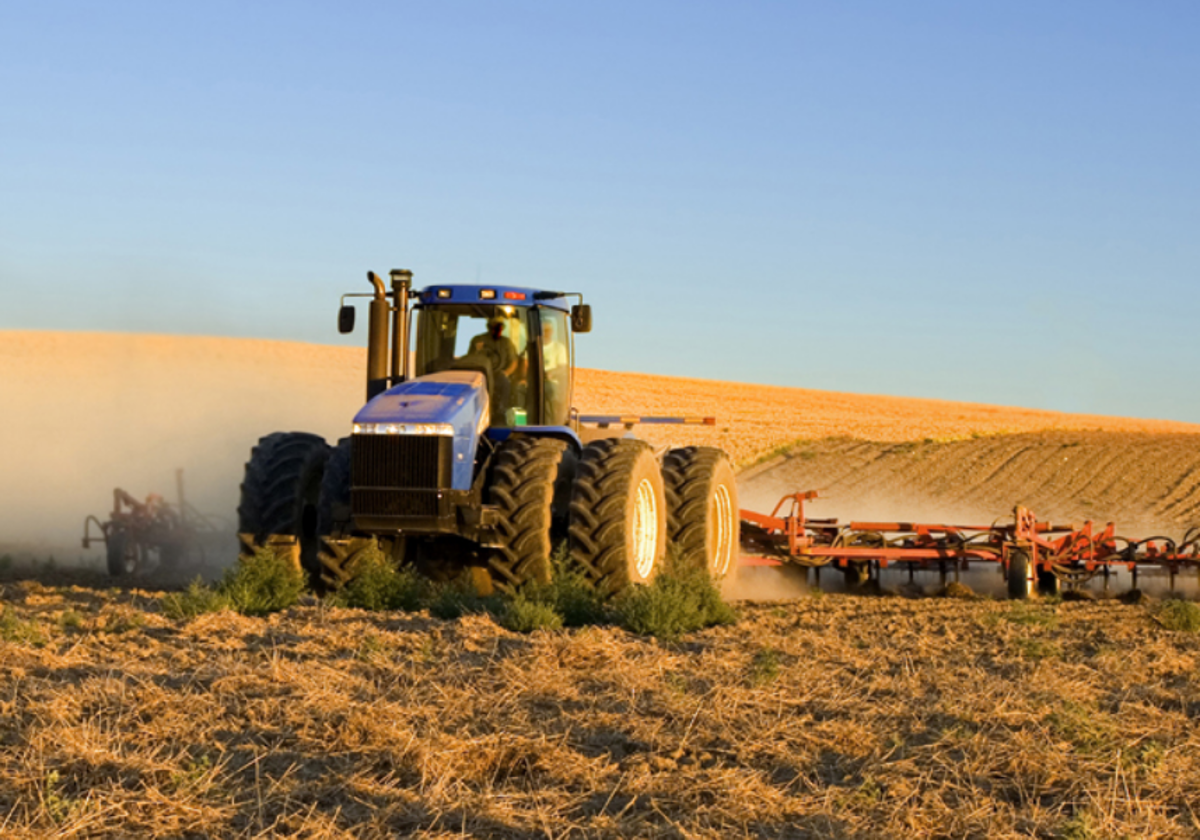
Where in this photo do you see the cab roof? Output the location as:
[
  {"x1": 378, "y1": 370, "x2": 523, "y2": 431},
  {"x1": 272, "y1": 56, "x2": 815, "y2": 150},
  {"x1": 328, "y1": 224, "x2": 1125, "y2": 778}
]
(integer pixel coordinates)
[{"x1": 417, "y1": 285, "x2": 571, "y2": 312}]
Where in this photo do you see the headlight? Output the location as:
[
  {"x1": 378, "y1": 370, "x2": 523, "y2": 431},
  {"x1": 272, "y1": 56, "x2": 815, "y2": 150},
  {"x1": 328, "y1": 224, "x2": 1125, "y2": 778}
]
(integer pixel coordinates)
[{"x1": 353, "y1": 422, "x2": 455, "y2": 436}]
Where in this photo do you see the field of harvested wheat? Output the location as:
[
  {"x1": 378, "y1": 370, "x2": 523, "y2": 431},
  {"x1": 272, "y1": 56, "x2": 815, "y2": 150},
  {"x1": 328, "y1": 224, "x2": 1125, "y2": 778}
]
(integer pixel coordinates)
[
  {"x1": 2, "y1": 582, "x2": 1199, "y2": 838},
  {"x1": 573, "y1": 370, "x2": 1200, "y2": 465}
]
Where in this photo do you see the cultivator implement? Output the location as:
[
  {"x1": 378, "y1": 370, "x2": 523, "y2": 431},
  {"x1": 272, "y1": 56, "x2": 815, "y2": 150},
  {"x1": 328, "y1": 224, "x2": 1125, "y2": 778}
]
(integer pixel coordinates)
[
  {"x1": 740, "y1": 491, "x2": 1200, "y2": 598},
  {"x1": 83, "y1": 469, "x2": 230, "y2": 578}
]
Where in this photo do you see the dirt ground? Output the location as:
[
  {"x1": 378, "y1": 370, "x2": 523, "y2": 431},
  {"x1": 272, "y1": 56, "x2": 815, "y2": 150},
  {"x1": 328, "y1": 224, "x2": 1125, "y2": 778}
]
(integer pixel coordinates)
[{"x1": 2, "y1": 584, "x2": 1198, "y2": 839}]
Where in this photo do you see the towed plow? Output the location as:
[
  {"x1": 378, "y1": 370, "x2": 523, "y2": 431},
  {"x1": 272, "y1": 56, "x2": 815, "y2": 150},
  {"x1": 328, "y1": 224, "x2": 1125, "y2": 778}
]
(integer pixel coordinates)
[{"x1": 740, "y1": 490, "x2": 1200, "y2": 599}]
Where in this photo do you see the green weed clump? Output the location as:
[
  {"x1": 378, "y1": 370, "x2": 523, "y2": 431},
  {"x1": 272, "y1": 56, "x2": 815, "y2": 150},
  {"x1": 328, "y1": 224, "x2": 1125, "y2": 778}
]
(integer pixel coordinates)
[
  {"x1": 161, "y1": 578, "x2": 232, "y2": 620},
  {"x1": 1155, "y1": 597, "x2": 1200, "y2": 632},
  {"x1": 219, "y1": 548, "x2": 306, "y2": 616},
  {"x1": 614, "y1": 548, "x2": 738, "y2": 640},
  {"x1": 160, "y1": 549, "x2": 306, "y2": 620},
  {"x1": 57, "y1": 610, "x2": 84, "y2": 631},
  {"x1": 528, "y1": 544, "x2": 607, "y2": 627},
  {"x1": 749, "y1": 647, "x2": 782, "y2": 685},
  {"x1": 497, "y1": 590, "x2": 564, "y2": 633},
  {"x1": 0, "y1": 606, "x2": 44, "y2": 645},
  {"x1": 329, "y1": 547, "x2": 430, "y2": 612}
]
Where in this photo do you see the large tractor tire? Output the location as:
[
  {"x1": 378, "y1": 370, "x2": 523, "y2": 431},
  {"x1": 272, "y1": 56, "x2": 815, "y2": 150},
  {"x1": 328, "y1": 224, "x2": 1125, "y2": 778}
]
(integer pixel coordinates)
[
  {"x1": 662, "y1": 447, "x2": 740, "y2": 581},
  {"x1": 237, "y1": 432, "x2": 331, "y2": 576},
  {"x1": 569, "y1": 438, "x2": 667, "y2": 595},
  {"x1": 485, "y1": 436, "x2": 570, "y2": 594}
]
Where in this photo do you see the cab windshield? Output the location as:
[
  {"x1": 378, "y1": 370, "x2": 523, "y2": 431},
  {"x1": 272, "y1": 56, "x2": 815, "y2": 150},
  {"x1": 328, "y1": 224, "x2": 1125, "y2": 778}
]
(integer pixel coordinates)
[{"x1": 413, "y1": 304, "x2": 571, "y2": 427}]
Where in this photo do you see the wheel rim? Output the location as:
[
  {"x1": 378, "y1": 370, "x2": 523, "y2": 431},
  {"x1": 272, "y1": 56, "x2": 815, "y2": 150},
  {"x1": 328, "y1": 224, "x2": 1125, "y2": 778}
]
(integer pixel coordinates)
[
  {"x1": 711, "y1": 484, "x2": 734, "y2": 576},
  {"x1": 632, "y1": 477, "x2": 658, "y2": 579}
]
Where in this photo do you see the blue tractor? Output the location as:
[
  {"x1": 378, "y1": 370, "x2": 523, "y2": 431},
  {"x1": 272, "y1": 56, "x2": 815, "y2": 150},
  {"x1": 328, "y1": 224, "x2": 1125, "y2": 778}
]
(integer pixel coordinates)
[{"x1": 237, "y1": 269, "x2": 739, "y2": 594}]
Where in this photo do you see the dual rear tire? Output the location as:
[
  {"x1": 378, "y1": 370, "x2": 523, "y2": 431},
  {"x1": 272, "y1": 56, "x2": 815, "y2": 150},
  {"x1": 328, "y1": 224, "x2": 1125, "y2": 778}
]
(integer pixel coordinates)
[
  {"x1": 567, "y1": 440, "x2": 740, "y2": 595},
  {"x1": 663, "y1": 446, "x2": 740, "y2": 582}
]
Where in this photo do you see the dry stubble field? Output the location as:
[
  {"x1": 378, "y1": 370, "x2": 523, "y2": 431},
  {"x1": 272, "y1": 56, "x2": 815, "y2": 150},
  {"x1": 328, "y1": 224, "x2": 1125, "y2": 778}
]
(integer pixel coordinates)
[
  {"x1": 2, "y1": 584, "x2": 1199, "y2": 839},
  {"x1": 4, "y1": 331, "x2": 1200, "y2": 838}
]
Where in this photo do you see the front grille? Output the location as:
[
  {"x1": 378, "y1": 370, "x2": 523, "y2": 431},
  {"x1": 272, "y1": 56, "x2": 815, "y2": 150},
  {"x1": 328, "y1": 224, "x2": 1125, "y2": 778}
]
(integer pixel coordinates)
[
  {"x1": 352, "y1": 488, "x2": 440, "y2": 518},
  {"x1": 352, "y1": 434, "x2": 451, "y2": 490}
]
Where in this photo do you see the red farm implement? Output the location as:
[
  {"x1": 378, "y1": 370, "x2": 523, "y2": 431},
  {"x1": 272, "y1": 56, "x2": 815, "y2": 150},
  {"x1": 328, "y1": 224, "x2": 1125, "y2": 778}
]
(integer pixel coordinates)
[
  {"x1": 740, "y1": 490, "x2": 1200, "y2": 599},
  {"x1": 83, "y1": 469, "x2": 230, "y2": 578}
]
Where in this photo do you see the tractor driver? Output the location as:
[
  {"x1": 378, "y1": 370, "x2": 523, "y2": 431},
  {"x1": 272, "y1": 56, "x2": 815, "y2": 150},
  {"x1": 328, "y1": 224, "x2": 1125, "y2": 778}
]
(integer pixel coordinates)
[{"x1": 469, "y1": 315, "x2": 518, "y2": 417}]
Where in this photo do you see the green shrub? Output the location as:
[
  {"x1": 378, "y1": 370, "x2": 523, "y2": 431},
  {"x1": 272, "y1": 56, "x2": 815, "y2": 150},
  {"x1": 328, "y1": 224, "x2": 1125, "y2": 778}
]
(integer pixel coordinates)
[
  {"x1": 329, "y1": 547, "x2": 430, "y2": 612},
  {"x1": 1156, "y1": 598, "x2": 1200, "y2": 632},
  {"x1": 161, "y1": 578, "x2": 231, "y2": 619},
  {"x1": 614, "y1": 548, "x2": 738, "y2": 640},
  {"x1": 498, "y1": 590, "x2": 564, "y2": 633}
]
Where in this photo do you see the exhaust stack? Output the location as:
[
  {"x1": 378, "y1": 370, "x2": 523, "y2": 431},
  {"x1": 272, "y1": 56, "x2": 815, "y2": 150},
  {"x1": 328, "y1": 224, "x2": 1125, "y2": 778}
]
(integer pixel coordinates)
[
  {"x1": 366, "y1": 271, "x2": 390, "y2": 399},
  {"x1": 389, "y1": 269, "x2": 412, "y2": 384}
]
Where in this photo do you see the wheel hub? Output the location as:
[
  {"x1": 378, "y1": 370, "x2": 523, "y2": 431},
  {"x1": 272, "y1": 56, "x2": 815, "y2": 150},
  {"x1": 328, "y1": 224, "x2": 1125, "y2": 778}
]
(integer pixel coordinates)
[{"x1": 632, "y1": 477, "x2": 658, "y2": 579}]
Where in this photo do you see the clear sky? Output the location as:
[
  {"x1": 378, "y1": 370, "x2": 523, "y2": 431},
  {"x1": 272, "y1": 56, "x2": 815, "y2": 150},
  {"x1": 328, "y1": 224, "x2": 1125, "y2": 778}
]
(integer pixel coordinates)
[{"x1": 2, "y1": 1, "x2": 1197, "y2": 421}]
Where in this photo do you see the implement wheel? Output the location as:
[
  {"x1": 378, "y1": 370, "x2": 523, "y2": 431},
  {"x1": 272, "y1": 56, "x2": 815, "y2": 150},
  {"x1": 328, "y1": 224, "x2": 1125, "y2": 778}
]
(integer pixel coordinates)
[
  {"x1": 106, "y1": 526, "x2": 139, "y2": 577},
  {"x1": 842, "y1": 561, "x2": 870, "y2": 590},
  {"x1": 662, "y1": 447, "x2": 739, "y2": 581},
  {"x1": 237, "y1": 432, "x2": 330, "y2": 575},
  {"x1": 569, "y1": 438, "x2": 667, "y2": 595},
  {"x1": 485, "y1": 436, "x2": 570, "y2": 594},
  {"x1": 1007, "y1": 549, "x2": 1033, "y2": 600},
  {"x1": 1037, "y1": 565, "x2": 1061, "y2": 596}
]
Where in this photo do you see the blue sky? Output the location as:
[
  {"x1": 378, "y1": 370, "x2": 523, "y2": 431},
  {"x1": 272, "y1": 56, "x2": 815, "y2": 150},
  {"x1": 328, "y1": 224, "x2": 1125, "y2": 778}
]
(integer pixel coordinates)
[{"x1": 2, "y1": 1, "x2": 1197, "y2": 420}]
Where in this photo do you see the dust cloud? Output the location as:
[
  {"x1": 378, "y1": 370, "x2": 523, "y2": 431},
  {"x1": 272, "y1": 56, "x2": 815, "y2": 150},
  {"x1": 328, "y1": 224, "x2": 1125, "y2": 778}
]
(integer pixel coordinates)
[{"x1": 0, "y1": 332, "x2": 366, "y2": 563}]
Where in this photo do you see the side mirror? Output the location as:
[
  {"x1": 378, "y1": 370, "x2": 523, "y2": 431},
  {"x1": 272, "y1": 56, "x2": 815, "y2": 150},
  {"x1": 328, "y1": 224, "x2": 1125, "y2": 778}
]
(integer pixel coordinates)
[
  {"x1": 571, "y1": 304, "x2": 592, "y2": 333},
  {"x1": 338, "y1": 305, "x2": 356, "y2": 334}
]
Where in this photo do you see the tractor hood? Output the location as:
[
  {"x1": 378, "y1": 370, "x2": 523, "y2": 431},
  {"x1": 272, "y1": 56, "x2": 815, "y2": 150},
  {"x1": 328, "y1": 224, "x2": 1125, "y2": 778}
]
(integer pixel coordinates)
[{"x1": 352, "y1": 371, "x2": 489, "y2": 491}]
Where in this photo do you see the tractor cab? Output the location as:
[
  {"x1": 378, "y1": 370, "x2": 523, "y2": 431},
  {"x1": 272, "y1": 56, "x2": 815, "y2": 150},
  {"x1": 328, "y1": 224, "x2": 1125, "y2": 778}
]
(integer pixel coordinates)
[{"x1": 411, "y1": 286, "x2": 575, "y2": 428}]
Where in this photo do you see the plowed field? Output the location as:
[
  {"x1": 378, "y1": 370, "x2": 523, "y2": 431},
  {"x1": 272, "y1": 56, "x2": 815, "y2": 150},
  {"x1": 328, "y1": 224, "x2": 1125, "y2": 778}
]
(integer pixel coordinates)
[{"x1": 739, "y1": 431, "x2": 1200, "y2": 540}]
